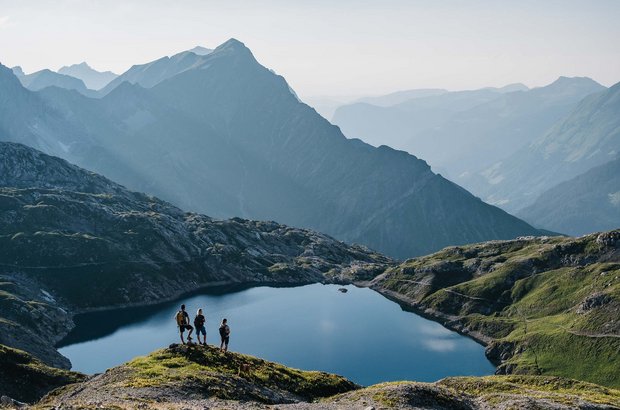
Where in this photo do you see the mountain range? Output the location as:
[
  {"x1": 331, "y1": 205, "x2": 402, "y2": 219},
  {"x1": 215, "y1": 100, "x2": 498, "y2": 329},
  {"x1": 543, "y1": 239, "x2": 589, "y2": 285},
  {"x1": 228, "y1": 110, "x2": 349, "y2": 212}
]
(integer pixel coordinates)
[
  {"x1": 11, "y1": 66, "x2": 94, "y2": 96},
  {"x1": 332, "y1": 77, "x2": 605, "y2": 179},
  {"x1": 58, "y1": 62, "x2": 118, "y2": 90},
  {"x1": 517, "y1": 156, "x2": 620, "y2": 235},
  {"x1": 0, "y1": 39, "x2": 546, "y2": 259},
  {"x1": 97, "y1": 45, "x2": 213, "y2": 95},
  {"x1": 464, "y1": 82, "x2": 620, "y2": 213}
]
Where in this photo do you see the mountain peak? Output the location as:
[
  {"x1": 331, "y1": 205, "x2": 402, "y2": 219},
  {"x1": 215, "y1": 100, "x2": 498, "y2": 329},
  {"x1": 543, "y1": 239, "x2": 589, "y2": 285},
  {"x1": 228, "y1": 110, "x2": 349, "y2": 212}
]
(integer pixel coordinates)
[
  {"x1": 11, "y1": 66, "x2": 25, "y2": 77},
  {"x1": 188, "y1": 46, "x2": 212, "y2": 56},
  {"x1": 216, "y1": 38, "x2": 250, "y2": 53},
  {"x1": 0, "y1": 63, "x2": 25, "y2": 89},
  {"x1": 549, "y1": 76, "x2": 603, "y2": 88}
]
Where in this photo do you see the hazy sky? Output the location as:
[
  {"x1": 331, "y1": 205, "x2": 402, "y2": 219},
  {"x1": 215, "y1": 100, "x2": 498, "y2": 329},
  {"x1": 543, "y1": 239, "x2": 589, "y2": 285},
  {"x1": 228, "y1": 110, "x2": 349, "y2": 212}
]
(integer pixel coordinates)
[{"x1": 1, "y1": 0, "x2": 619, "y2": 97}]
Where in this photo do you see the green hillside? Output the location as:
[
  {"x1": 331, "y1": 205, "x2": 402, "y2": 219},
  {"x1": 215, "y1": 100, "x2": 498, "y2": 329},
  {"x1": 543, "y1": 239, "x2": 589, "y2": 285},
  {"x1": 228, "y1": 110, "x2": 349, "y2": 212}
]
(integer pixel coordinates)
[{"x1": 372, "y1": 231, "x2": 620, "y2": 387}]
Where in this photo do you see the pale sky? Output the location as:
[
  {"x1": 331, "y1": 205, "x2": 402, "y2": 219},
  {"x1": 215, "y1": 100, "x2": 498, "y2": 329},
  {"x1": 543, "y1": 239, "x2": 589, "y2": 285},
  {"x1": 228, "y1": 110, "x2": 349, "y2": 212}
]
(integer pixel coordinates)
[{"x1": 1, "y1": 0, "x2": 619, "y2": 97}]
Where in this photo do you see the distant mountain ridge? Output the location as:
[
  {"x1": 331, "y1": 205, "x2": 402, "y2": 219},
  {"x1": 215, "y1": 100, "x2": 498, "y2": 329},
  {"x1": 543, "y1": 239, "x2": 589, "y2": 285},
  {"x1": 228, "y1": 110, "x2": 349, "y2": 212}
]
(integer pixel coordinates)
[
  {"x1": 98, "y1": 46, "x2": 213, "y2": 95},
  {"x1": 0, "y1": 39, "x2": 547, "y2": 258},
  {"x1": 11, "y1": 66, "x2": 94, "y2": 96},
  {"x1": 518, "y1": 156, "x2": 620, "y2": 235},
  {"x1": 332, "y1": 77, "x2": 605, "y2": 179},
  {"x1": 466, "y1": 81, "x2": 620, "y2": 212},
  {"x1": 58, "y1": 62, "x2": 118, "y2": 90}
]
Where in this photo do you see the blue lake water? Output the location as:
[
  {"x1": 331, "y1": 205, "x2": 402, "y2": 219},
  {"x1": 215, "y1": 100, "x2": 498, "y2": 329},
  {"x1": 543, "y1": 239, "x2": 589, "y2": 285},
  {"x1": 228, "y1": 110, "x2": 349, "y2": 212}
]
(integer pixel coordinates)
[{"x1": 58, "y1": 284, "x2": 495, "y2": 386}]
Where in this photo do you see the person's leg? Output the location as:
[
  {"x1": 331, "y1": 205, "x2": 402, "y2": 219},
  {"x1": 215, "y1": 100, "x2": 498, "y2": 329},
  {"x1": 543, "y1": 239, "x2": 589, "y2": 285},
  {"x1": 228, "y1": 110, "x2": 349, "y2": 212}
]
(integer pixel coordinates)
[
  {"x1": 224, "y1": 337, "x2": 229, "y2": 352},
  {"x1": 179, "y1": 328, "x2": 185, "y2": 344},
  {"x1": 187, "y1": 325, "x2": 193, "y2": 342}
]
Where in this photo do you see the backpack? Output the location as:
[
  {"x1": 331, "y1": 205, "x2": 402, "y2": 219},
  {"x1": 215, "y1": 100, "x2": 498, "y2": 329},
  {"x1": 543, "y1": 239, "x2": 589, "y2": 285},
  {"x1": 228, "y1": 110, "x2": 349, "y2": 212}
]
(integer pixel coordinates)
[
  {"x1": 219, "y1": 325, "x2": 227, "y2": 337},
  {"x1": 176, "y1": 311, "x2": 186, "y2": 326}
]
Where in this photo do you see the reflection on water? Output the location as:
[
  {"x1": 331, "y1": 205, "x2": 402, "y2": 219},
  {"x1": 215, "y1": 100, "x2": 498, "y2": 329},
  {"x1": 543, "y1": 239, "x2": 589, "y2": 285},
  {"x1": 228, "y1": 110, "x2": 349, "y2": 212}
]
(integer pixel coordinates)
[{"x1": 58, "y1": 284, "x2": 495, "y2": 386}]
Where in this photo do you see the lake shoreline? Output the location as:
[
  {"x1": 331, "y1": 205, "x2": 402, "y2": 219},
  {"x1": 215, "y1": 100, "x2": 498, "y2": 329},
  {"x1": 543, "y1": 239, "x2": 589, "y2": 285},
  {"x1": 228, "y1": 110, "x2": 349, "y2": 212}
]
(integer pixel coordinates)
[
  {"x1": 366, "y1": 286, "x2": 494, "y2": 348},
  {"x1": 59, "y1": 278, "x2": 498, "y2": 366},
  {"x1": 58, "y1": 282, "x2": 495, "y2": 383}
]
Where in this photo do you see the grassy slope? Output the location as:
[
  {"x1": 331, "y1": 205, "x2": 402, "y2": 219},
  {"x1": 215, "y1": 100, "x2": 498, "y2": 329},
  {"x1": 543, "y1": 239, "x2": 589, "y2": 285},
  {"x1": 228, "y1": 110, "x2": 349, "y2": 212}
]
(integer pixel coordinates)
[
  {"x1": 373, "y1": 230, "x2": 620, "y2": 387},
  {"x1": 38, "y1": 344, "x2": 357, "y2": 407},
  {"x1": 126, "y1": 344, "x2": 358, "y2": 401},
  {"x1": 0, "y1": 344, "x2": 85, "y2": 404},
  {"x1": 34, "y1": 346, "x2": 620, "y2": 409}
]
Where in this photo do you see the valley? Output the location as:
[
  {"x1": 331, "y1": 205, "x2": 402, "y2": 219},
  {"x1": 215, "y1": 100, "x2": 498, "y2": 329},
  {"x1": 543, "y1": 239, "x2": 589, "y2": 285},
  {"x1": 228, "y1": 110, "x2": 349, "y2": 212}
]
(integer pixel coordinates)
[{"x1": 1, "y1": 4, "x2": 619, "y2": 406}]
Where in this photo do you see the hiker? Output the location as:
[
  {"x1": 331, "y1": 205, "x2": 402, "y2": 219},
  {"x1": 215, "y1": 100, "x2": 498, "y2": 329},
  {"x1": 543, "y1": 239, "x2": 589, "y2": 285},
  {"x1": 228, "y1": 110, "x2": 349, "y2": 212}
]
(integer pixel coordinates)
[
  {"x1": 175, "y1": 304, "x2": 193, "y2": 344},
  {"x1": 219, "y1": 318, "x2": 230, "y2": 352},
  {"x1": 194, "y1": 308, "x2": 207, "y2": 345}
]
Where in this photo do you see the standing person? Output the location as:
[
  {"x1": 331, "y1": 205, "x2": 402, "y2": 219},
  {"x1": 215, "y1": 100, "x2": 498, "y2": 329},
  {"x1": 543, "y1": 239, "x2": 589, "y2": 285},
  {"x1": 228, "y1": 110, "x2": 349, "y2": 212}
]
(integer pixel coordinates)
[
  {"x1": 219, "y1": 318, "x2": 230, "y2": 352},
  {"x1": 174, "y1": 304, "x2": 193, "y2": 344},
  {"x1": 194, "y1": 308, "x2": 207, "y2": 346}
]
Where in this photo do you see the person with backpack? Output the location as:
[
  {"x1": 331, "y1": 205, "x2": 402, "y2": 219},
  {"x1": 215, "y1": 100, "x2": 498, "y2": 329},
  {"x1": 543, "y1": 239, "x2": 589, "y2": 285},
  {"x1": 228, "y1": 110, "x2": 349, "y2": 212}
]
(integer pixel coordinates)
[
  {"x1": 194, "y1": 308, "x2": 207, "y2": 346},
  {"x1": 219, "y1": 318, "x2": 230, "y2": 352},
  {"x1": 175, "y1": 304, "x2": 193, "y2": 344}
]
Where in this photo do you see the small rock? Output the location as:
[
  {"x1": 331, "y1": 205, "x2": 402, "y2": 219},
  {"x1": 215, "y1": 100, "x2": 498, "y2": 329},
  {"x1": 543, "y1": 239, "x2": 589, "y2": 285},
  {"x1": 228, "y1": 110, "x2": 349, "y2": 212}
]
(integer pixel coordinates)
[{"x1": 338, "y1": 288, "x2": 348, "y2": 293}]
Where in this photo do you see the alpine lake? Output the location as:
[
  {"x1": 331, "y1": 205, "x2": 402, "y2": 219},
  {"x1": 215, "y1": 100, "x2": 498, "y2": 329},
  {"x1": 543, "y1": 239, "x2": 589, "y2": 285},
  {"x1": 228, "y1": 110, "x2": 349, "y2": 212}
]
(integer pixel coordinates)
[{"x1": 58, "y1": 283, "x2": 495, "y2": 386}]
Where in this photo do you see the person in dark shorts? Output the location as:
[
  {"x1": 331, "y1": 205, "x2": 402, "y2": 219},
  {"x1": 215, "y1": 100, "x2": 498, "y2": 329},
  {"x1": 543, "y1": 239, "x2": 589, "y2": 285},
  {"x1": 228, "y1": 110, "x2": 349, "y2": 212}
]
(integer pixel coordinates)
[
  {"x1": 219, "y1": 318, "x2": 230, "y2": 352},
  {"x1": 175, "y1": 304, "x2": 193, "y2": 344},
  {"x1": 194, "y1": 308, "x2": 207, "y2": 345}
]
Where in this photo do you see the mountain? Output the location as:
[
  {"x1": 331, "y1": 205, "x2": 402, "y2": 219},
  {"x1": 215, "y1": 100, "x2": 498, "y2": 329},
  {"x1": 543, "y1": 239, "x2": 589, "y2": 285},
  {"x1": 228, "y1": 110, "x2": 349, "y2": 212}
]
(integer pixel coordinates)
[
  {"x1": 188, "y1": 45, "x2": 213, "y2": 55},
  {"x1": 302, "y1": 95, "x2": 359, "y2": 119},
  {"x1": 518, "y1": 157, "x2": 620, "y2": 235},
  {"x1": 355, "y1": 88, "x2": 449, "y2": 107},
  {"x1": 11, "y1": 67, "x2": 94, "y2": 96},
  {"x1": 332, "y1": 78, "x2": 604, "y2": 179},
  {"x1": 0, "y1": 64, "x2": 101, "y2": 157},
  {"x1": 0, "y1": 141, "x2": 390, "y2": 367},
  {"x1": 0, "y1": 39, "x2": 547, "y2": 259},
  {"x1": 331, "y1": 87, "x2": 504, "y2": 160},
  {"x1": 10, "y1": 65, "x2": 24, "y2": 76},
  {"x1": 58, "y1": 62, "x2": 118, "y2": 90},
  {"x1": 466, "y1": 81, "x2": 620, "y2": 213},
  {"x1": 372, "y1": 230, "x2": 620, "y2": 387},
  {"x1": 98, "y1": 46, "x2": 213, "y2": 95}
]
